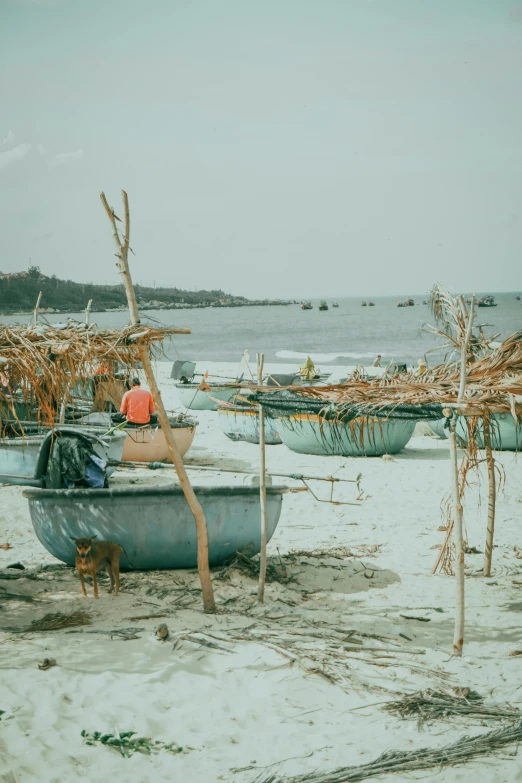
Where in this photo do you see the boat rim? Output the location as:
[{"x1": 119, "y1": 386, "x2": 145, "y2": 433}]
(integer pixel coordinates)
[
  {"x1": 23, "y1": 483, "x2": 289, "y2": 500},
  {"x1": 277, "y1": 413, "x2": 414, "y2": 425},
  {"x1": 175, "y1": 382, "x2": 241, "y2": 389},
  {"x1": 217, "y1": 406, "x2": 258, "y2": 415}
]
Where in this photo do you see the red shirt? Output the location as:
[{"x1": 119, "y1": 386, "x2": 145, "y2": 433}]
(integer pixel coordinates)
[{"x1": 120, "y1": 387, "x2": 155, "y2": 424}]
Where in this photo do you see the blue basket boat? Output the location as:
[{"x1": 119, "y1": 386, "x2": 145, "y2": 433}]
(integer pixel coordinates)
[
  {"x1": 276, "y1": 413, "x2": 415, "y2": 457},
  {"x1": 0, "y1": 427, "x2": 127, "y2": 487},
  {"x1": 456, "y1": 413, "x2": 521, "y2": 451},
  {"x1": 23, "y1": 484, "x2": 287, "y2": 570}
]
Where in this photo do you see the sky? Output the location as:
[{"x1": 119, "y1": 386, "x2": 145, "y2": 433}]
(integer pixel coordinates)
[{"x1": 1, "y1": 0, "x2": 522, "y2": 298}]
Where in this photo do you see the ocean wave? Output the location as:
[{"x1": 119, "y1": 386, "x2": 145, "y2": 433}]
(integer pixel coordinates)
[{"x1": 276, "y1": 350, "x2": 382, "y2": 363}]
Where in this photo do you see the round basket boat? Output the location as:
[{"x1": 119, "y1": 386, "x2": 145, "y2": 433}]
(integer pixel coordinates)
[
  {"x1": 456, "y1": 413, "x2": 521, "y2": 451},
  {"x1": 429, "y1": 419, "x2": 448, "y2": 439},
  {"x1": 175, "y1": 383, "x2": 239, "y2": 411},
  {"x1": 121, "y1": 420, "x2": 197, "y2": 462},
  {"x1": 23, "y1": 484, "x2": 287, "y2": 570},
  {"x1": 0, "y1": 427, "x2": 127, "y2": 486},
  {"x1": 217, "y1": 405, "x2": 282, "y2": 445},
  {"x1": 276, "y1": 414, "x2": 415, "y2": 457},
  {"x1": 78, "y1": 412, "x2": 197, "y2": 462}
]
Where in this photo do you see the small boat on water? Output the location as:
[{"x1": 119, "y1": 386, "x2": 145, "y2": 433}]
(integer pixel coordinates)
[
  {"x1": 318, "y1": 301, "x2": 329, "y2": 311},
  {"x1": 0, "y1": 426, "x2": 127, "y2": 487},
  {"x1": 516, "y1": 295, "x2": 521, "y2": 301},
  {"x1": 80, "y1": 412, "x2": 198, "y2": 461},
  {"x1": 361, "y1": 301, "x2": 367, "y2": 307},
  {"x1": 175, "y1": 382, "x2": 239, "y2": 411},
  {"x1": 397, "y1": 299, "x2": 415, "y2": 307},
  {"x1": 368, "y1": 301, "x2": 375, "y2": 306},
  {"x1": 217, "y1": 402, "x2": 282, "y2": 445},
  {"x1": 24, "y1": 483, "x2": 288, "y2": 569},
  {"x1": 332, "y1": 302, "x2": 339, "y2": 308},
  {"x1": 276, "y1": 414, "x2": 415, "y2": 457},
  {"x1": 301, "y1": 302, "x2": 313, "y2": 310},
  {"x1": 478, "y1": 295, "x2": 497, "y2": 308}
]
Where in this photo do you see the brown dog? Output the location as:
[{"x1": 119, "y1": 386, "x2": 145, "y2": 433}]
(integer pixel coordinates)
[{"x1": 71, "y1": 536, "x2": 123, "y2": 599}]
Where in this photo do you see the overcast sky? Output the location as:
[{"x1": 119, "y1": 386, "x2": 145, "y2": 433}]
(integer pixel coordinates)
[{"x1": 1, "y1": 0, "x2": 522, "y2": 298}]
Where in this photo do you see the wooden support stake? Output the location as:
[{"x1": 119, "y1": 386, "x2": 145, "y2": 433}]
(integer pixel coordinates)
[
  {"x1": 451, "y1": 295, "x2": 474, "y2": 656},
  {"x1": 85, "y1": 299, "x2": 93, "y2": 325},
  {"x1": 257, "y1": 352, "x2": 268, "y2": 603},
  {"x1": 100, "y1": 189, "x2": 215, "y2": 612},
  {"x1": 448, "y1": 417, "x2": 464, "y2": 656},
  {"x1": 33, "y1": 291, "x2": 42, "y2": 326},
  {"x1": 483, "y1": 418, "x2": 496, "y2": 578}
]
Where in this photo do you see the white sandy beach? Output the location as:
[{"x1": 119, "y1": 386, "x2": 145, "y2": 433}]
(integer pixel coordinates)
[{"x1": 1, "y1": 360, "x2": 522, "y2": 783}]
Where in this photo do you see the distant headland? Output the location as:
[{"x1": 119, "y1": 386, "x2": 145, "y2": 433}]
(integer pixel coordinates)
[{"x1": 0, "y1": 267, "x2": 294, "y2": 316}]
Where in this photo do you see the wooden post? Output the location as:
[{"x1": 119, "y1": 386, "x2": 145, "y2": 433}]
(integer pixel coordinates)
[
  {"x1": 33, "y1": 291, "x2": 42, "y2": 326},
  {"x1": 448, "y1": 416, "x2": 464, "y2": 655},
  {"x1": 100, "y1": 190, "x2": 216, "y2": 612},
  {"x1": 451, "y1": 295, "x2": 474, "y2": 656},
  {"x1": 483, "y1": 418, "x2": 496, "y2": 577},
  {"x1": 257, "y1": 353, "x2": 268, "y2": 603},
  {"x1": 58, "y1": 396, "x2": 67, "y2": 424},
  {"x1": 85, "y1": 299, "x2": 93, "y2": 325}
]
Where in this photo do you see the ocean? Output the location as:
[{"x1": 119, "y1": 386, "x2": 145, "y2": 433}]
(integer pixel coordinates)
[{"x1": 2, "y1": 293, "x2": 521, "y2": 367}]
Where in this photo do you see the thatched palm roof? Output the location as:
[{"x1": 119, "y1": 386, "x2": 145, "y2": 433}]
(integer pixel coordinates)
[
  {"x1": 0, "y1": 320, "x2": 189, "y2": 426},
  {"x1": 254, "y1": 331, "x2": 522, "y2": 421}
]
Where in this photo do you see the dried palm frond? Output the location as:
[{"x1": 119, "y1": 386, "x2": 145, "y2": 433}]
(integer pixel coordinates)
[
  {"x1": 253, "y1": 326, "x2": 522, "y2": 420},
  {"x1": 0, "y1": 321, "x2": 188, "y2": 432},
  {"x1": 25, "y1": 609, "x2": 92, "y2": 631},
  {"x1": 256, "y1": 719, "x2": 522, "y2": 783},
  {"x1": 214, "y1": 550, "x2": 295, "y2": 585},
  {"x1": 383, "y1": 688, "x2": 520, "y2": 728}
]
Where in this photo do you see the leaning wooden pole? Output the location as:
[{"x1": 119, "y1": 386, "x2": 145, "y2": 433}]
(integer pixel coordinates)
[
  {"x1": 257, "y1": 353, "x2": 268, "y2": 603},
  {"x1": 85, "y1": 299, "x2": 93, "y2": 326},
  {"x1": 100, "y1": 190, "x2": 216, "y2": 612},
  {"x1": 451, "y1": 295, "x2": 474, "y2": 656},
  {"x1": 483, "y1": 418, "x2": 496, "y2": 578},
  {"x1": 32, "y1": 291, "x2": 42, "y2": 326},
  {"x1": 448, "y1": 415, "x2": 464, "y2": 655}
]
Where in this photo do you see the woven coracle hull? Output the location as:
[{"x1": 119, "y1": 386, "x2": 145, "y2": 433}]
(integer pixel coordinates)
[{"x1": 276, "y1": 414, "x2": 415, "y2": 457}]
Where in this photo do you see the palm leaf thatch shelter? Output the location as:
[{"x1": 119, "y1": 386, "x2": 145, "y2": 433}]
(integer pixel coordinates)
[
  {"x1": 0, "y1": 320, "x2": 189, "y2": 432},
  {"x1": 250, "y1": 285, "x2": 522, "y2": 655},
  {"x1": 251, "y1": 329, "x2": 522, "y2": 422}
]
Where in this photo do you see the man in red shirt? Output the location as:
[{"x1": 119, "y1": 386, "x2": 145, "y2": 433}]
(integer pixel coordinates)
[{"x1": 113, "y1": 378, "x2": 157, "y2": 426}]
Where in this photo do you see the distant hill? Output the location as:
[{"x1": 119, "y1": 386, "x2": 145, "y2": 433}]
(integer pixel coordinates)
[{"x1": 0, "y1": 267, "x2": 290, "y2": 315}]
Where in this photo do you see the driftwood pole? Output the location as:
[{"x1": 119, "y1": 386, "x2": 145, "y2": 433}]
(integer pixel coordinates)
[
  {"x1": 32, "y1": 291, "x2": 42, "y2": 326},
  {"x1": 100, "y1": 190, "x2": 216, "y2": 612},
  {"x1": 257, "y1": 353, "x2": 268, "y2": 603},
  {"x1": 483, "y1": 419, "x2": 496, "y2": 577},
  {"x1": 450, "y1": 295, "x2": 475, "y2": 656}
]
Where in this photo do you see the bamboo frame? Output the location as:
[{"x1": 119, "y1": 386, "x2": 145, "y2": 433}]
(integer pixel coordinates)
[
  {"x1": 483, "y1": 419, "x2": 496, "y2": 577},
  {"x1": 257, "y1": 352, "x2": 268, "y2": 603}
]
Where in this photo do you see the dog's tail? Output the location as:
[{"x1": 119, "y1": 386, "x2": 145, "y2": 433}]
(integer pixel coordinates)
[{"x1": 119, "y1": 545, "x2": 137, "y2": 569}]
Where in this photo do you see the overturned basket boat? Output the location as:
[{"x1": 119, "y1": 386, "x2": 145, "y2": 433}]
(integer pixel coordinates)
[{"x1": 23, "y1": 484, "x2": 287, "y2": 569}]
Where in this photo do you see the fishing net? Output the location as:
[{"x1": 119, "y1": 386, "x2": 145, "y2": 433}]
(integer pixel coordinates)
[{"x1": 251, "y1": 389, "x2": 444, "y2": 423}]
